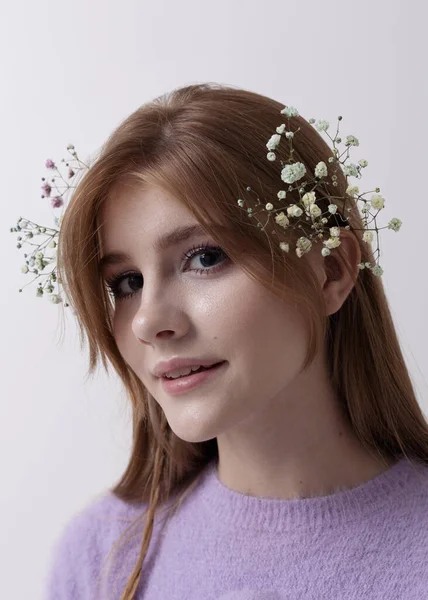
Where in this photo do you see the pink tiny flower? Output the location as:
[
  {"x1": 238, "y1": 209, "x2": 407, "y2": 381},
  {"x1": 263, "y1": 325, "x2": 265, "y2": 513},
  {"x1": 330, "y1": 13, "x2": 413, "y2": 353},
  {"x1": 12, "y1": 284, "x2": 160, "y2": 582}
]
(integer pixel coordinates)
[
  {"x1": 68, "y1": 167, "x2": 75, "y2": 179},
  {"x1": 45, "y1": 159, "x2": 56, "y2": 169},
  {"x1": 41, "y1": 182, "x2": 52, "y2": 197},
  {"x1": 51, "y1": 196, "x2": 64, "y2": 209}
]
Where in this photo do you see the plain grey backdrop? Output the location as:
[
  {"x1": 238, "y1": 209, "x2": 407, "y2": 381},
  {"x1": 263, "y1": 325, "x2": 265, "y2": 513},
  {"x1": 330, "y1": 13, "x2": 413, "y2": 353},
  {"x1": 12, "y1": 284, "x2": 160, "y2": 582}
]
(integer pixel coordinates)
[{"x1": 1, "y1": 1, "x2": 427, "y2": 598}]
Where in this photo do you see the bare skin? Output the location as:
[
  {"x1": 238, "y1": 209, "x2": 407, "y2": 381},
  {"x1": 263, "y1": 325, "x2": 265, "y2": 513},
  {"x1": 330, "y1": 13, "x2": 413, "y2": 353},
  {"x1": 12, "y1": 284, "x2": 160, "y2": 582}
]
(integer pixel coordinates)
[{"x1": 99, "y1": 181, "x2": 397, "y2": 501}]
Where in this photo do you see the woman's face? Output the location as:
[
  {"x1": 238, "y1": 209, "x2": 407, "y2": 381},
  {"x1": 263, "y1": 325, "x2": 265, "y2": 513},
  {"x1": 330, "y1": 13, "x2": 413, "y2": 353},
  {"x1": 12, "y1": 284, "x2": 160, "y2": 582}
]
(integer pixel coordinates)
[{"x1": 98, "y1": 182, "x2": 312, "y2": 444}]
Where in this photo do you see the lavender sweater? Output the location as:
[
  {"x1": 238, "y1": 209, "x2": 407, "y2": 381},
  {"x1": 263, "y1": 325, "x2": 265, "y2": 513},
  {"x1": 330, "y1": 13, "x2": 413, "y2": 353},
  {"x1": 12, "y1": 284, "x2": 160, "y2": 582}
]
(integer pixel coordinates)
[{"x1": 46, "y1": 457, "x2": 428, "y2": 599}]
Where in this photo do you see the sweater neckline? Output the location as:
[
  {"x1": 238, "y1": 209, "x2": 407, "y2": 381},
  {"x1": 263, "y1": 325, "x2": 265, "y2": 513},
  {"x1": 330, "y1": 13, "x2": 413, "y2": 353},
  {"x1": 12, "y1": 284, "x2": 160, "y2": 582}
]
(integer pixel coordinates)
[{"x1": 195, "y1": 457, "x2": 424, "y2": 532}]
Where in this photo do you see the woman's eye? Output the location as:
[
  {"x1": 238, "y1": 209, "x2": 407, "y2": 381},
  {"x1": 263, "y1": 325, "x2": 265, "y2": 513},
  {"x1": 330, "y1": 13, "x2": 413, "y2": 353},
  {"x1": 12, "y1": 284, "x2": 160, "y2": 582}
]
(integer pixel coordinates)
[
  {"x1": 105, "y1": 273, "x2": 142, "y2": 301},
  {"x1": 105, "y1": 244, "x2": 229, "y2": 301},
  {"x1": 183, "y1": 244, "x2": 229, "y2": 275}
]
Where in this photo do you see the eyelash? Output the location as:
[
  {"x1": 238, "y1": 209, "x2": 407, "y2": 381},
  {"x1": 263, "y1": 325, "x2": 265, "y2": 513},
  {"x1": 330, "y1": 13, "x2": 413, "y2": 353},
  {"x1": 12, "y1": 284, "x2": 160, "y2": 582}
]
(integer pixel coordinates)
[{"x1": 104, "y1": 243, "x2": 229, "y2": 301}]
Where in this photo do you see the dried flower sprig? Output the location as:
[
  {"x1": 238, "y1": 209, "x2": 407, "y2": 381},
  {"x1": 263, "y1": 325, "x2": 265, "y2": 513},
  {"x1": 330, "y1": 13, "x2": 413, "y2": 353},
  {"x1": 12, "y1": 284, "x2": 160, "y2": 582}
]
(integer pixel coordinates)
[
  {"x1": 237, "y1": 106, "x2": 402, "y2": 276},
  {"x1": 11, "y1": 107, "x2": 401, "y2": 309},
  {"x1": 9, "y1": 145, "x2": 89, "y2": 306}
]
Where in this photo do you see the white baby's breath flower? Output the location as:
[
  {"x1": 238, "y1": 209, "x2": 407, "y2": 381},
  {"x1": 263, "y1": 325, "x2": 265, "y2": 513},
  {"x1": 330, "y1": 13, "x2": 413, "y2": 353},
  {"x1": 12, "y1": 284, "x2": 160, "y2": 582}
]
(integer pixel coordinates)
[
  {"x1": 316, "y1": 120, "x2": 329, "y2": 131},
  {"x1": 321, "y1": 247, "x2": 331, "y2": 257},
  {"x1": 21, "y1": 265, "x2": 29, "y2": 274},
  {"x1": 281, "y1": 162, "x2": 306, "y2": 184},
  {"x1": 310, "y1": 204, "x2": 322, "y2": 218},
  {"x1": 302, "y1": 191, "x2": 316, "y2": 207},
  {"x1": 342, "y1": 163, "x2": 359, "y2": 177},
  {"x1": 314, "y1": 161, "x2": 328, "y2": 178},
  {"x1": 265, "y1": 203, "x2": 274, "y2": 211},
  {"x1": 285, "y1": 131, "x2": 294, "y2": 139},
  {"x1": 277, "y1": 190, "x2": 287, "y2": 199},
  {"x1": 358, "y1": 159, "x2": 368, "y2": 167},
  {"x1": 281, "y1": 106, "x2": 299, "y2": 117},
  {"x1": 267, "y1": 152, "x2": 276, "y2": 161},
  {"x1": 280, "y1": 242, "x2": 289, "y2": 253},
  {"x1": 237, "y1": 199, "x2": 245, "y2": 207},
  {"x1": 275, "y1": 212, "x2": 289, "y2": 228},
  {"x1": 287, "y1": 204, "x2": 303, "y2": 218},
  {"x1": 266, "y1": 133, "x2": 281, "y2": 151},
  {"x1": 276, "y1": 124, "x2": 286, "y2": 134},
  {"x1": 346, "y1": 185, "x2": 359, "y2": 196},
  {"x1": 363, "y1": 231, "x2": 374, "y2": 243},
  {"x1": 324, "y1": 237, "x2": 341, "y2": 249},
  {"x1": 328, "y1": 204, "x2": 338, "y2": 214},
  {"x1": 388, "y1": 218, "x2": 402, "y2": 232},
  {"x1": 296, "y1": 236, "x2": 312, "y2": 257},
  {"x1": 329, "y1": 227, "x2": 340, "y2": 238},
  {"x1": 370, "y1": 194, "x2": 385, "y2": 210},
  {"x1": 371, "y1": 265, "x2": 384, "y2": 277},
  {"x1": 345, "y1": 135, "x2": 359, "y2": 147}
]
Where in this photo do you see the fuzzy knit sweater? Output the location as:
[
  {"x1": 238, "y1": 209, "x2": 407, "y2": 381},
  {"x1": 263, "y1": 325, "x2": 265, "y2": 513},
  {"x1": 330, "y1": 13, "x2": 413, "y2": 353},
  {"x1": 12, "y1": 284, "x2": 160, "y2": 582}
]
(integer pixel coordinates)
[{"x1": 45, "y1": 457, "x2": 428, "y2": 599}]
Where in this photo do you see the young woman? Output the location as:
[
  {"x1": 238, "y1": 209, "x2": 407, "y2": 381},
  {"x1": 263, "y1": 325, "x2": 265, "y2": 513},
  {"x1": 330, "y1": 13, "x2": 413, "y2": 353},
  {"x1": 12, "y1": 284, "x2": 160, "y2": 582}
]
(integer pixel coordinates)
[{"x1": 46, "y1": 83, "x2": 428, "y2": 600}]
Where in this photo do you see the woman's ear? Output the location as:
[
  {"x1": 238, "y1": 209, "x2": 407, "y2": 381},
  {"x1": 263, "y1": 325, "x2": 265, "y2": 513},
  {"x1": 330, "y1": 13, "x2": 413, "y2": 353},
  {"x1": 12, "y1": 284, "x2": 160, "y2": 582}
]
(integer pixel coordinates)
[{"x1": 306, "y1": 230, "x2": 362, "y2": 316}]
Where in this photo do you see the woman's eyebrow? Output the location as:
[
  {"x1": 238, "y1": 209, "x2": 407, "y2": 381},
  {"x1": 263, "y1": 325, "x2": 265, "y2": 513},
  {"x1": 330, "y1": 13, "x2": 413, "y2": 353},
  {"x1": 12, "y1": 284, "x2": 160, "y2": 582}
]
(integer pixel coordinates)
[{"x1": 99, "y1": 223, "x2": 208, "y2": 273}]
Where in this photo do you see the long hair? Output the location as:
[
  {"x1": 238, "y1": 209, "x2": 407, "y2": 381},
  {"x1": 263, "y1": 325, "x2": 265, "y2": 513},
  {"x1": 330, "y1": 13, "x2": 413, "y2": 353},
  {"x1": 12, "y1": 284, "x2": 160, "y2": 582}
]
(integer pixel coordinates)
[{"x1": 56, "y1": 82, "x2": 428, "y2": 599}]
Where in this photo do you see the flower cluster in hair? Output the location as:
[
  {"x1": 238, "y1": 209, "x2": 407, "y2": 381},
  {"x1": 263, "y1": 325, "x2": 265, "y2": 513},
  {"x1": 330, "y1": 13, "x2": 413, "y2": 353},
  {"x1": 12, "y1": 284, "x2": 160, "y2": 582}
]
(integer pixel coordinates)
[
  {"x1": 9, "y1": 145, "x2": 88, "y2": 306},
  {"x1": 236, "y1": 106, "x2": 402, "y2": 276},
  {"x1": 10, "y1": 107, "x2": 402, "y2": 306}
]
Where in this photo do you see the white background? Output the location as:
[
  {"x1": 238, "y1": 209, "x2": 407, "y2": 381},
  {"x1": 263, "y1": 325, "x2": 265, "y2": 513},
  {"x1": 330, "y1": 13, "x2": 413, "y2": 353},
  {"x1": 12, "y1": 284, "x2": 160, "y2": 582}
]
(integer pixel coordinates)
[{"x1": 1, "y1": 1, "x2": 427, "y2": 598}]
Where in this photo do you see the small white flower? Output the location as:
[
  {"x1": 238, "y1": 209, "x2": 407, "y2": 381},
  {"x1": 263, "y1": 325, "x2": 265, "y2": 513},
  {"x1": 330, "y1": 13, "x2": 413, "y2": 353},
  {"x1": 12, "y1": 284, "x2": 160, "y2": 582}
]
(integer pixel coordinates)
[
  {"x1": 321, "y1": 247, "x2": 331, "y2": 257},
  {"x1": 276, "y1": 124, "x2": 286, "y2": 134},
  {"x1": 296, "y1": 236, "x2": 312, "y2": 256},
  {"x1": 285, "y1": 131, "x2": 294, "y2": 139},
  {"x1": 265, "y1": 203, "x2": 274, "y2": 211},
  {"x1": 275, "y1": 212, "x2": 289, "y2": 228},
  {"x1": 358, "y1": 159, "x2": 368, "y2": 167},
  {"x1": 281, "y1": 106, "x2": 299, "y2": 117},
  {"x1": 370, "y1": 194, "x2": 385, "y2": 210},
  {"x1": 346, "y1": 185, "x2": 359, "y2": 196},
  {"x1": 277, "y1": 190, "x2": 287, "y2": 199},
  {"x1": 302, "y1": 191, "x2": 316, "y2": 207},
  {"x1": 388, "y1": 218, "x2": 402, "y2": 232},
  {"x1": 314, "y1": 161, "x2": 328, "y2": 178},
  {"x1": 237, "y1": 199, "x2": 245, "y2": 207},
  {"x1": 310, "y1": 204, "x2": 322, "y2": 218},
  {"x1": 324, "y1": 237, "x2": 341, "y2": 249},
  {"x1": 328, "y1": 204, "x2": 338, "y2": 214},
  {"x1": 267, "y1": 152, "x2": 276, "y2": 161},
  {"x1": 21, "y1": 265, "x2": 29, "y2": 274},
  {"x1": 342, "y1": 163, "x2": 359, "y2": 177},
  {"x1": 280, "y1": 242, "x2": 289, "y2": 253},
  {"x1": 345, "y1": 135, "x2": 359, "y2": 147},
  {"x1": 329, "y1": 227, "x2": 340, "y2": 238},
  {"x1": 281, "y1": 162, "x2": 306, "y2": 184},
  {"x1": 363, "y1": 231, "x2": 374, "y2": 243},
  {"x1": 316, "y1": 120, "x2": 329, "y2": 131},
  {"x1": 371, "y1": 265, "x2": 384, "y2": 277},
  {"x1": 266, "y1": 133, "x2": 281, "y2": 151},
  {"x1": 287, "y1": 204, "x2": 303, "y2": 218}
]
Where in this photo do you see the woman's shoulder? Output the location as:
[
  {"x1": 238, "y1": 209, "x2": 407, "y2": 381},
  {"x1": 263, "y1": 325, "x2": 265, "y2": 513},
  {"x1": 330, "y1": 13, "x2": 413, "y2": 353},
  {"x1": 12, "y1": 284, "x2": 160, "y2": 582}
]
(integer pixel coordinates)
[
  {"x1": 45, "y1": 490, "x2": 150, "y2": 599},
  {"x1": 55, "y1": 490, "x2": 149, "y2": 548}
]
